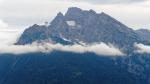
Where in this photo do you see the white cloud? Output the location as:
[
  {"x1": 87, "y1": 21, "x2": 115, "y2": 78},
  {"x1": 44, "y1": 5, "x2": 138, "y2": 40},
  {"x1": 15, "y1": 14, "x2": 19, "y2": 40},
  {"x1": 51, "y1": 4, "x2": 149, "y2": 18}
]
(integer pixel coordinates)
[
  {"x1": 134, "y1": 43, "x2": 150, "y2": 54},
  {"x1": 0, "y1": 30, "x2": 23, "y2": 45},
  {"x1": 0, "y1": 42, "x2": 124, "y2": 56},
  {"x1": 0, "y1": 19, "x2": 24, "y2": 45},
  {"x1": 0, "y1": 20, "x2": 8, "y2": 28}
]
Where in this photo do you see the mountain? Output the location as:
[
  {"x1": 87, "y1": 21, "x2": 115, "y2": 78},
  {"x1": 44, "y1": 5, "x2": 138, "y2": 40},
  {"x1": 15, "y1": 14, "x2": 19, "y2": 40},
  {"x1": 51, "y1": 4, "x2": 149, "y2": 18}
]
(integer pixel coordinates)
[
  {"x1": 16, "y1": 7, "x2": 142, "y2": 51},
  {"x1": 136, "y1": 29, "x2": 150, "y2": 41},
  {"x1": 0, "y1": 52, "x2": 149, "y2": 84},
  {"x1": 1, "y1": 7, "x2": 150, "y2": 84}
]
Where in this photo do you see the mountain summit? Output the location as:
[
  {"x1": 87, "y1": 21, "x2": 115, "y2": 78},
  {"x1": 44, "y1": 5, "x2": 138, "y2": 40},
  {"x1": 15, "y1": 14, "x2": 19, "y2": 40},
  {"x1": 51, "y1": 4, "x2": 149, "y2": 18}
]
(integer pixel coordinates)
[{"x1": 16, "y1": 7, "x2": 142, "y2": 50}]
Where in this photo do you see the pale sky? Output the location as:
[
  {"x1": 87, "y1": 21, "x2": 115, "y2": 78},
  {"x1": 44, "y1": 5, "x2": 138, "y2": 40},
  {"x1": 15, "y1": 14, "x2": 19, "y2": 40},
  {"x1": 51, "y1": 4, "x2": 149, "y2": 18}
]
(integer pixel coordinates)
[{"x1": 0, "y1": 0, "x2": 150, "y2": 30}]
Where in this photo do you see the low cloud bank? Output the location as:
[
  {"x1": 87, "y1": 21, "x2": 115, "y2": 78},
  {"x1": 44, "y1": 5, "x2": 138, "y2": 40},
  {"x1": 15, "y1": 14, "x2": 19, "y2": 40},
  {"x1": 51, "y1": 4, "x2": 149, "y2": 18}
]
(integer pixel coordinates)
[
  {"x1": 134, "y1": 43, "x2": 150, "y2": 54},
  {"x1": 0, "y1": 42, "x2": 124, "y2": 56}
]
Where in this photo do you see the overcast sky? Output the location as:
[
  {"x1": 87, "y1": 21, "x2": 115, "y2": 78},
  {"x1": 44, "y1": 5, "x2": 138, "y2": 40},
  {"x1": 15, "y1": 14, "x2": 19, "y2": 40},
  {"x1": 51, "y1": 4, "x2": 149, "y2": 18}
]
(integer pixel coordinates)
[{"x1": 0, "y1": 0, "x2": 150, "y2": 30}]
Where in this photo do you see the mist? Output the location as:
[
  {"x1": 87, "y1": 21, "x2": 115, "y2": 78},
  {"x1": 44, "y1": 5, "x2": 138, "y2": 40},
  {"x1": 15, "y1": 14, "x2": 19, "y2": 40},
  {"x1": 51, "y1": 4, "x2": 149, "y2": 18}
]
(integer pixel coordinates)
[
  {"x1": 0, "y1": 42, "x2": 124, "y2": 56},
  {"x1": 134, "y1": 43, "x2": 150, "y2": 54},
  {"x1": 0, "y1": 0, "x2": 150, "y2": 29}
]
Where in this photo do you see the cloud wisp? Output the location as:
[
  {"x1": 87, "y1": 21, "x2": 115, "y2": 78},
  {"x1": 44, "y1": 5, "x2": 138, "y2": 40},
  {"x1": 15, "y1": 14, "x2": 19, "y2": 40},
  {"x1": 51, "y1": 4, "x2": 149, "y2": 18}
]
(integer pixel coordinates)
[
  {"x1": 0, "y1": 42, "x2": 124, "y2": 56},
  {"x1": 134, "y1": 43, "x2": 150, "y2": 54},
  {"x1": 0, "y1": 20, "x2": 8, "y2": 28},
  {"x1": 0, "y1": 19, "x2": 24, "y2": 45}
]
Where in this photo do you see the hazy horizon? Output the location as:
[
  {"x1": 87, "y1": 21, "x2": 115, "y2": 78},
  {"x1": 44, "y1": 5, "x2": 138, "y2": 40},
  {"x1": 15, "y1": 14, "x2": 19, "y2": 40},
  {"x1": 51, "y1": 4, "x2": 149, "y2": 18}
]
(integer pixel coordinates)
[{"x1": 0, "y1": 0, "x2": 150, "y2": 30}]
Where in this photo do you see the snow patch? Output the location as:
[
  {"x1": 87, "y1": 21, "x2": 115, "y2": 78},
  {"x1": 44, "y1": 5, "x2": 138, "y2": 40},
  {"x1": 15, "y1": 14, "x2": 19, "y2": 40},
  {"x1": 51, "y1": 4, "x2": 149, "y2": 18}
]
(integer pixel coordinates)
[
  {"x1": 66, "y1": 21, "x2": 76, "y2": 27},
  {"x1": 59, "y1": 34, "x2": 72, "y2": 42},
  {"x1": 62, "y1": 37, "x2": 72, "y2": 42}
]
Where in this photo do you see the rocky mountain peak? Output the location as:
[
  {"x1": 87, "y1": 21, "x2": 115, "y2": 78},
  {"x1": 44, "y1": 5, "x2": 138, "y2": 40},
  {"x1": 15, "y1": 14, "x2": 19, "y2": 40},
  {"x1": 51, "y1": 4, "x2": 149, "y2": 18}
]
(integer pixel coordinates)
[
  {"x1": 50, "y1": 12, "x2": 64, "y2": 25},
  {"x1": 16, "y1": 7, "x2": 144, "y2": 51},
  {"x1": 65, "y1": 7, "x2": 83, "y2": 15},
  {"x1": 89, "y1": 9, "x2": 96, "y2": 14},
  {"x1": 57, "y1": 12, "x2": 64, "y2": 17}
]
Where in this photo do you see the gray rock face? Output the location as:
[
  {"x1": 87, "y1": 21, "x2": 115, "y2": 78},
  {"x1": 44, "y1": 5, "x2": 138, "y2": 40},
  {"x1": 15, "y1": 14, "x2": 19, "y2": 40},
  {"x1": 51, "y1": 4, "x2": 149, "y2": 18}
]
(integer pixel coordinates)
[
  {"x1": 16, "y1": 24, "x2": 49, "y2": 45},
  {"x1": 16, "y1": 7, "x2": 142, "y2": 49}
]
